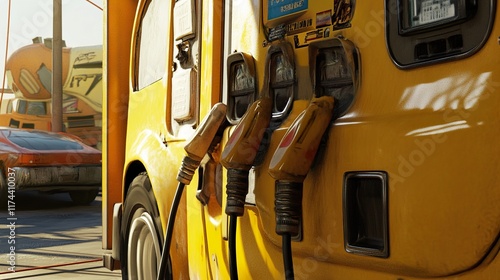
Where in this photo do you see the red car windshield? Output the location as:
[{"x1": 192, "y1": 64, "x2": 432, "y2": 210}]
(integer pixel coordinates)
[{"x1": 3, "y1": 130, "x2": 83, "y2": 151}]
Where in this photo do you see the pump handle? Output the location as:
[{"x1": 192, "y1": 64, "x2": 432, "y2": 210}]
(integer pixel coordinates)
[
  {"x1": 177, "y1": 103, "x2": 228, "y2": 185},
  {"x1": 268, "y1": 96, "x2": 335, "y2": 182},
  {"x1": 222, "y1": 97, "x2": 272, "y2": 170},
  {"x1": 184, "y1": 103, "x2": 228, "y2": 161}
]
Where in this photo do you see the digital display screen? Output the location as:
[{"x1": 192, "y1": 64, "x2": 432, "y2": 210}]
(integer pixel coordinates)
[
  {"x1": 400, "y1": 0, "x2": 476, "y2": 34},
  {"x1": 409, "y1": 0, "x2": 456, "y2": 27}
]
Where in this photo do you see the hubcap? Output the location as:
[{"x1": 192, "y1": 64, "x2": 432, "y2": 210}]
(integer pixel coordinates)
[{"x1": 128, "y1": 211, "x2": 162, "y2": 280}]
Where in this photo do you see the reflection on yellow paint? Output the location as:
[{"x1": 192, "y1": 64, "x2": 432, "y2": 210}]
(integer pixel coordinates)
[
  {"x1": 406, "y1": 120, "x2": 469, "y2": 136},
  {"x1": 399, "y1": 72, "x2": 492, "y2": 111}
]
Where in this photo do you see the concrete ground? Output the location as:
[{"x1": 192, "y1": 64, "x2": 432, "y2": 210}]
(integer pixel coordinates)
[
  {"x1": 0, "y1": 191, "x2": 121, "y2": 279},
  {"x1": 0, "y1": 260, "x2": 121, "y2": 279}
]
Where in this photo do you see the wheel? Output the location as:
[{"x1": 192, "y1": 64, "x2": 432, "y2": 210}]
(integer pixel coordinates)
[
  {"x1": 69, "y1": 189, "x2": 99, "y2": 205},
  {"x1": 120, "y1": 172, "x2": 170, "y2": 280}
]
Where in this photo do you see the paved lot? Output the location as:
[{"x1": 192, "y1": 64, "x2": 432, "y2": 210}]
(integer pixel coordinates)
[{"x1": 0, "y1": 190, "x2": 121, "y2": 279}]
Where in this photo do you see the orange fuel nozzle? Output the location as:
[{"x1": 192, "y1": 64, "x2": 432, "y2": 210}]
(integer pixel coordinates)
[
  {"x1": 221, "y1": 97, "x2": 272, "y2": 216},
  {"x1": 177, "y1": 103, "x2": 228, "y2": 185},
  {"x1": 269, "y1": 96, "x2": 334, "y2": 236}
]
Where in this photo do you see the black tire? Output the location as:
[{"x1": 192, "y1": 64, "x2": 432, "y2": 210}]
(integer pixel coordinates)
[
  {"x1": 68, "y1": 189, "x2": 99, "y2": 205},
  {"x1": 120, "y1": 172, "x2": 171, "y2": 280}
]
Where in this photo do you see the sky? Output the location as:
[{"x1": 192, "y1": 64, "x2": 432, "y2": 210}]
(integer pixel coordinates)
[{"x1": 0, "y1": 0, "x2": 104, "y2": 88}]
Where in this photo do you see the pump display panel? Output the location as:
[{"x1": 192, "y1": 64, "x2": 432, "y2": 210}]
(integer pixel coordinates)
[
  {"x1": 399, "y1": 0, "x2": 477, "y2": 34},
  {"x1": 386, "y1": 0, "x2": 492, "y2": 68}
]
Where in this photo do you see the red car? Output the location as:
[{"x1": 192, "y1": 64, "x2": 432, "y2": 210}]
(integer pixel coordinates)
[{"x1": 0, "y1": 128, "x2": 101, "y2": 205}]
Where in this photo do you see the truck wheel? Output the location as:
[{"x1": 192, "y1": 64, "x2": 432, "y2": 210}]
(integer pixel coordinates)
[
  {"x1": 120, "y1": 172, "x2": 170, "y2": 280},
  {"x1": 69, "y1": 189, "x2": 99, "y2": 205}
]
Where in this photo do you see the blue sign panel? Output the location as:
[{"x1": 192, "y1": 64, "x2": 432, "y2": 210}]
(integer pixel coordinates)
[{"x1": 268, "y1": 0, "x2": 308, "y2": 20}]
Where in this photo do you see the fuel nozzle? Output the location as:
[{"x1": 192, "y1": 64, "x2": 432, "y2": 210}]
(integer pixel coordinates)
[
  {"x1": 158, "y1": 103, "x2": 228, "y2": 280},
  {"x1": 221, "y1": 97, "x2": 272, "y2": 280},
  {"x1": 222, "y1": 97, "x2": 272, "y2": 216},
  {"x1": 268, "y1": 96, "x2": 335, "y2": 279},
  {"x1": 177, "y1": 103, "x2": 228, "y2": 185}
]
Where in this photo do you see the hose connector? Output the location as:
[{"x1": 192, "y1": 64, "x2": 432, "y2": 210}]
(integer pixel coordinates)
[
  {"x1": 177, "y1": 156, "x2": 201, "y2": 185},
  {"x1": 225, "y1": 168, "x2": 250, "y2": 216},
  {"x1": 275, "y1": 180, "x2": 303, "y2": 236}
]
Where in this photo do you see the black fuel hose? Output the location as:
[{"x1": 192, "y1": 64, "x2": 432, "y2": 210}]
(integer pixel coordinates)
[
  {"x1": 229, "y1": 214, "x2": 239, "y2": 280},
  {"x1": 157, "y1": 182, "x2": 185, "y2": 280},
  {"x1": 282, "y1": 234, "x2": 294, "y2": 280}
]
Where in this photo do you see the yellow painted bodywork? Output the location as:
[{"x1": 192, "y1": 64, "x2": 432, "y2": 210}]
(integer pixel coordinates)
[{"x1": 104, "y1": 0, "x2": 500, "y2": 279}]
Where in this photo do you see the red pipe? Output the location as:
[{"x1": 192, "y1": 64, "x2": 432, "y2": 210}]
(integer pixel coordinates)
[
  {"x1": 86, "y1": 0, "x2": 103, "y2": 10},
  {"x1": 0, "y1": 258, "x2": 102, "y2": 275}
]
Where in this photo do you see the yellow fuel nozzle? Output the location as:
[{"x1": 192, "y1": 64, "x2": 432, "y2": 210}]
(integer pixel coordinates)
[
  {"x1": 177, "y1": 103, "x2": 228, "y2": 185},
  {"x1": 221, "y1": 97, "x2": 272, "y2": 216},
  {"x1": 269, "y1": 96, "x2": 334, "y2": 236},
  {"x1": 222, "y1": 97, "x2": 272, "y2": 169}
]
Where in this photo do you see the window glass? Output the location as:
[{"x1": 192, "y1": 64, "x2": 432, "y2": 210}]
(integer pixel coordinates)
[
  {"x1": 26, "y1": 102, "x2": 47, "y2": 115},
  {"x1": 5, "y1": 129, "x2": 83, "y2": 150},
  {"x1": 17, "y1": 100, "x2": 27, "y2": 114},
  {"x1": 135, "y1": 0, "x2": 170, "y2": 90}
]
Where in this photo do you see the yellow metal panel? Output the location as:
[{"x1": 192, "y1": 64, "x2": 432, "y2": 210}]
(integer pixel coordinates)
[
  {"x1": 199, "y1": 0, "x2": 224, "y2": 116},
  {"x1": 198, "y1": 1, "x2": 500, "y2": 278}
]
